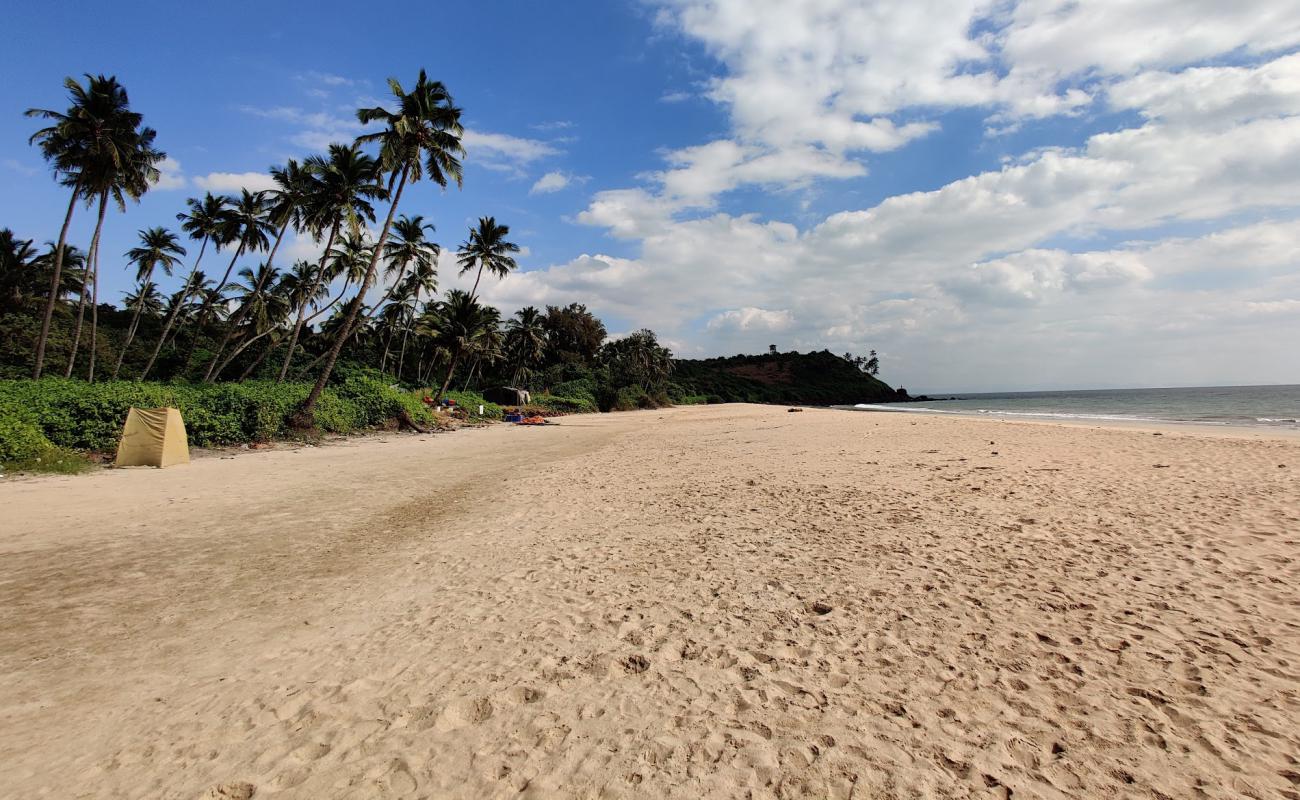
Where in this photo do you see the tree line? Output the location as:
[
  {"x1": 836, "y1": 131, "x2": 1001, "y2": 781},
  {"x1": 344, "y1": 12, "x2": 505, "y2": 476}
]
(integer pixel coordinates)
[{"x1": 1, "y1": 70, "x2": 677, "y2": 419}]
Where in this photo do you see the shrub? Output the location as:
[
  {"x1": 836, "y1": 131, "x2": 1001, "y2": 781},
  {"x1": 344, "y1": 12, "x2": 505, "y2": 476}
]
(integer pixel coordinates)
[
  {"x1": 531, "y1": 394, "x2": 597, "y2": 414},
  {"x1": 0, "y1": 377, "x2": 442, "y2": 461}
]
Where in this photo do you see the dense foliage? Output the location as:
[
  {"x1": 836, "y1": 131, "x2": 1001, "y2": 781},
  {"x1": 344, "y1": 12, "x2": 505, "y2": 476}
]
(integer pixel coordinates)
[
  {"x1": 0, "y1": 377, "x2": 441, "y2": 470},
  {"x1": 671, "y1": 350, "x2": 909, "y2": 406}
]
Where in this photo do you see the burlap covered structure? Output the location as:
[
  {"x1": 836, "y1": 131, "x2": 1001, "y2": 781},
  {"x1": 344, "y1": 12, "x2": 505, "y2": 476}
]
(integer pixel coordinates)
[{"x1": 114, "y1": 407, "x2": 190, "y2": 468}]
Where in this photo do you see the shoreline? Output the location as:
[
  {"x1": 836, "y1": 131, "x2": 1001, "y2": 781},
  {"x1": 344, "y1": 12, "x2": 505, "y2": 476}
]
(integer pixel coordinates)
[
  {"x1": 3, "y1": 404, "x2": 1296, "y2": 798},
  {"x1": 836, "y1": 403, "x2": 1300, "y2": 440}
]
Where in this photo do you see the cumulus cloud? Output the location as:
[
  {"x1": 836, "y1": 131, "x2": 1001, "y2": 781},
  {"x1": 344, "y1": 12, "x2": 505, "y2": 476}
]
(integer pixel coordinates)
[
  {"x1": 531, "y1": 171, "x2": 573, "y2": 194},
  {"x1": 193, "y1": 171, "x2": 278, "y2": 193},
  {"x1": 706, "y1": 307, "x2": 795, "y2": 332},
  {"x1": 463, "y1": 129, "x2": 561, "y2": 175},
  {"x1": 153, "y1": 156, "x2": 187, "y2": 190}
]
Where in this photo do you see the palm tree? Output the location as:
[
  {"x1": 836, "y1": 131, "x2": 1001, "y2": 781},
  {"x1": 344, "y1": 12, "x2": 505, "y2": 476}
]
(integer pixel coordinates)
[
  {"x1": 298, "y1": 69, "x2": 464, "y2": 421},
  {"x1": 24, "y1": 242, "x2": 87, "y2": 316},
  {"x1": 395, "y1": 248, "x2": 439, "y2": 382},
  {"x1": 184, "y1": 189, "x2": 273, "y2": 369},
  {"x1": 26, "y1": 76, "x2": 122, "y2": 376},
  {"x1": 420, "y1": 289, "x2": 496, "y2": 404},
  {"x1": 113, "y1": 227, "x2": 185, "y2": 379},
  {"x1": 277, "y1": 143, "x2": 386, "y2": 381},
  {"x1": 74, "y1": 121, "x2": 166, "y2": 382},
  {"x1": 120, "y1": 281, "x2": 164, "y2": 322},
  {"x1": 140, "y1": 193, "x2": 227, "y2": 379},
  {"x1": 0, "y1": 230, "x2": 41, "y2": 315},
  {"x1": 457, "y1": 216, "x2": 519, "y2": 300},
  {"x1": 207, "y1": 262, "x2": 285, "y2": 380},
  {"x1": 503, "y1": 306, "x2": 547, "y2": 387},
  {"x1": 204, "y1": 161, "x2": 313, "y2": 381},
  {"x1": 370, "y1": 214, "x2": 438, "y2": 320},
  {"x1": 140, "y1": 270, "x2": 206, "y2": 377},
  {"x1": 27, "y1": 74, "x2": 164, "y2": 379}
]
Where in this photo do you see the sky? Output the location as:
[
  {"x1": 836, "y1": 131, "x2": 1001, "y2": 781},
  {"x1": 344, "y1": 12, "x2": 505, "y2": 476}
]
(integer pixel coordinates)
[{"x1": 2, "y1": 0, "x2": 1299, "y2": 393}]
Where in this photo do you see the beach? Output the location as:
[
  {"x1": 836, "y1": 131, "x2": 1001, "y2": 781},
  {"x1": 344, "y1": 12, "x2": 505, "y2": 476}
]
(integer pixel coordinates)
[{"x1": 2, "y1": 404, "x2": 1298, "y2": 799}]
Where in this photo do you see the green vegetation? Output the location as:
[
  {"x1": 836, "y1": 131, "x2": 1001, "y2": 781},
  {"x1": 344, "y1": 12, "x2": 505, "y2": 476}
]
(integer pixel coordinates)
[
  {"x1": 670, "y1": 350, "x2": 909, "y2": 406},
  {"x1": 0, "y1": 377, "x2": 442, "y2": 472}
]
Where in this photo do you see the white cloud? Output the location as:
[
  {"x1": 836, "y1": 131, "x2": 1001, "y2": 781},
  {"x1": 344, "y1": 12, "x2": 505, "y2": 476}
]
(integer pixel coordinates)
[
  {"x1": 154, "y1": 156, "x2": 187, "y2": 190},
  {"x1": 463, "y1": 129, "x2": 561, "y2": 174},
  {"x1": 1108, "y1": 52, "x2": 1300, "y2": 126},
  {"x1": 193, "y1": 171, "x2": 278, "y2": 193},
  {"x1": 660, "y1": 91, "x2": 692, "y2": 103},
  {"x1": 530, "y1": 171, "x2": 572, "y2": 194},
  {"x1": 706, "y1": 307, "x2": 795, "y2": 332}
]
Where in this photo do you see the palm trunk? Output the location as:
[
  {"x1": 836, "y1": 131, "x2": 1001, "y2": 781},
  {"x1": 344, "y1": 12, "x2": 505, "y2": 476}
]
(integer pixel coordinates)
[
  {"x1": 238, "y1": 337, "x2": 276, "y2": 380},
  {"x1": 396, "y1": 296, "x2": 417, "y2": 382},
  {"x1": 277, "y1": 221, "x2": 339, "y2": 382},
  {"x1": 141, "y1": 237, "x2": 207, "y2": 380},
  {"x1": 64, "y1": 273, "x2": 90, "y2": 379},
  {"x1": 32, "y1": 184, "x2": 80, "y2": 378},
  {"x1": 184, "y1": 242, "x2": 244, "y2": 370},
  {"x1": 87, "y1": 225, "x2": 102, "y2": 383},
  {"x1": 67, "y1": 190, "x2": 108, "y2": 379},
  {"x1": 205, "y1": 221, "x2": 289, "y2": 381},
  {"x1": 460, "y1": 356, "x2": 480, "y2": 391},
  {"x1": 212, "y1": 320, "x2": 283, "y2": 380},
  {"x1": 433, "y1": 347, "x2": 462, "y2": 405},
  {"x1": 470, "y1": 260, "x2": 484, "y2": 300},
  {"x1": 112, "y1": 276, "x2": 152, "y2": 380},
  {"x1": 297, "y1": 165, "x2": 409, "y2": 421}
]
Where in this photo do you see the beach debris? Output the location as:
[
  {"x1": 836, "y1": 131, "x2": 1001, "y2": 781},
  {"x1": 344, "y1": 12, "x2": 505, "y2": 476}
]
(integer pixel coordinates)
[
  {"x1": 1153, "y1": 464, "x2": 1171, "y2": 468},
  {"x1": 808, "y1": 600, "x2": 834, "y2": 615},
  {"x1": 787, "y1": 407, "x2": 803, "y2": 413}
]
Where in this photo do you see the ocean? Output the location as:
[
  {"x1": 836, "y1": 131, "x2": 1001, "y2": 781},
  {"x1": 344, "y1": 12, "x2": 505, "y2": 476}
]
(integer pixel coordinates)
[{"x1": 845, "y1": 384, "x2": 1300, "y2": 430}]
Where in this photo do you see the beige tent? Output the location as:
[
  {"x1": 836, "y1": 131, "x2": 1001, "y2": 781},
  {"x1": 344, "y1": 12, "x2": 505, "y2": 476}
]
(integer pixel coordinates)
[{"x1": 115, "y1": 407, "x2": 190, "y2": 468}]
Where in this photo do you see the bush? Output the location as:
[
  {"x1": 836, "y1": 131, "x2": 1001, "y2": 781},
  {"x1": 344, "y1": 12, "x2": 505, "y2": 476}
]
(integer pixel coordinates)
[
  {"x1": 0, "y1": 377, "x2": 440, "y2": 461},
  {"x1": 531, "y1": 394, "x2": 598, "y2": 414},
  {"x1": 0, "y1": 414, "x2": 90, "y2": 473}
]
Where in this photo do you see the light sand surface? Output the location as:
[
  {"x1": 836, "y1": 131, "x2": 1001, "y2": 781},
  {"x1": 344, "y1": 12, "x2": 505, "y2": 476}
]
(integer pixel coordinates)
[{"x1": 2, "y1": 405, "x2": 1298, "y2": 799}]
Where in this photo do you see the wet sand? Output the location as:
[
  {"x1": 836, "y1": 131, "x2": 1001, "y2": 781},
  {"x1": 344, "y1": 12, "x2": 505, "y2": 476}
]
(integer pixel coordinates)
[{"x1": 2, "y1": 404, "x2": 1298, "y2": 799}]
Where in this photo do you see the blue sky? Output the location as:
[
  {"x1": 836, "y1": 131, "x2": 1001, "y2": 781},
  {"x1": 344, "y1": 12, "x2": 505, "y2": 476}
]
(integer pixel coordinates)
[{"x1": 3, "y1": 1, "x2": 1300, "y2": 392}]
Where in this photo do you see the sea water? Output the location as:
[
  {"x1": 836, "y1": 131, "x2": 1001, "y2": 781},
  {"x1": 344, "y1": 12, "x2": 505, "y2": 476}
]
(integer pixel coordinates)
[{"x1": 846, "y1": 384, "x2": 1300, "y2": 430}]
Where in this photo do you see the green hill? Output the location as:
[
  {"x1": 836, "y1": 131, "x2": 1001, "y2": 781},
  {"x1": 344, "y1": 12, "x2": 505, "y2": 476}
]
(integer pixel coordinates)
[{"x1": 671, "y1": 350, "x2": 911, "y2": 406}]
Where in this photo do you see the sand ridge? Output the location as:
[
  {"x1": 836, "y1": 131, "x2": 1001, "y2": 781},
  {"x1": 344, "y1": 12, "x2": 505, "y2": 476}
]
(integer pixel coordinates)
[{"x1": 1, "y1": 405, "x2": 1298, "y2": 798}]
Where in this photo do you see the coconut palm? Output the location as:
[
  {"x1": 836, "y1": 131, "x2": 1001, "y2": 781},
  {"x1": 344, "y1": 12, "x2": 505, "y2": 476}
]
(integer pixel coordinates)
[
  {"x1": 207, "y1": 263, "x2": 288, "y2": 380},
  {"x1": 141, "y1": 193, "x2": 227, "y2": 379},
  {"x1": 183, "y1": 189, "x2": 273, "y2": 369},
  {"x1": 420, "y1": 289, "x2": 496, "y2": 404},
  {"x1": 113, "y1": 227, "x2": 185, "y2": 379},
  {"x1": 26, "y1": 75, "x2": 162, "y2": 377},
  {"x1": 29, "y1": 242, "x2": 87, "y2": 311},
  {"x1": 370, "y1": 214, "x2": 438, "y2": 320},
  {"x1": 0, "y1": 230, "x2": 41, "y2": 315},
  {"x1": 457, "y1": 217, "x2": 519, "y2": 300},
  {"x1": 71, "y1": 123, "x2": 166, "y2": 381},
  {"x1": 204, "y1": 161, "x2": 313, "y2": 381},
  {"x1": 278, "y1": 143, "x2": 386, "y2": 381},
  {"x1": 503, "y1": 306, "x2": 547, "y2": 387},
  {"x1": 298, "y1": 69, "x2": 464, "y2": 419},
  {"x1": 27, "y1": 75, "x2": 164, "y2": 379},
  {"x1": 120, "y1": 281, "x2": 164, "y2": 321}
]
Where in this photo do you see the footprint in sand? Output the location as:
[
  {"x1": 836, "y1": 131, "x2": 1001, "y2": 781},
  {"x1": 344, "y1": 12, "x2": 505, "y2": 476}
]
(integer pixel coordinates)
[
  {"x1": 434, "y1": 696, "x2": 494, "y2": 732},
  {"x1": 202, "y1": 783, "x2": 256, "y2": 800}
]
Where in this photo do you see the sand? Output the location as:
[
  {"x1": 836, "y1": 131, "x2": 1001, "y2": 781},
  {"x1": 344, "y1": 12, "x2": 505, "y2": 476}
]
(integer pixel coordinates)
[{"x1": 2, "y1": 404, "x2": 1298, "y2": 799}]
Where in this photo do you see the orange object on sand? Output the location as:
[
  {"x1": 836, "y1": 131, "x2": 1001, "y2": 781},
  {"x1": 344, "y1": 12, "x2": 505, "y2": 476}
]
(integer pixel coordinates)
[{"x1": 518, "y1": 415, "x2": 548, "y2": 425}]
